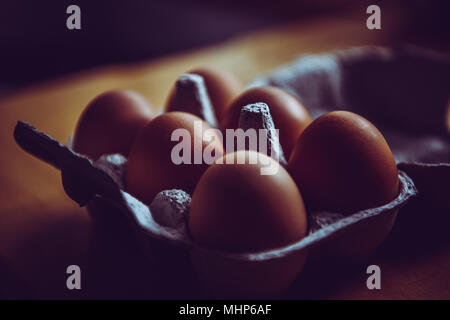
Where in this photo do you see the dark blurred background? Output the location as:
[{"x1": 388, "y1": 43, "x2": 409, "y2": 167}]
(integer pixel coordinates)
[{"x1": 0, "y1": 0, "x2": 448, "y2": 94}]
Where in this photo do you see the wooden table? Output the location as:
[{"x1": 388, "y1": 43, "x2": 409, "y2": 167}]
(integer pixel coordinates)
[{"x1": 1, "y1": 10, "x2": 449, "y2": 299}]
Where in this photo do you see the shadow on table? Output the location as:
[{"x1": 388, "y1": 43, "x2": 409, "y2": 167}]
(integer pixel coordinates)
[{"x1": 285, "y1": 195, "x2": 450, "y2": 299}]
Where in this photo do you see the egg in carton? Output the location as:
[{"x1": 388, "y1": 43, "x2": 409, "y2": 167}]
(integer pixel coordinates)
[
  {"x1": 248, "y1": 45, "x2": 450, "y2": 210},
  {"x1": 14, "y1": 45, "x2": 450, "y2": 298},
  {"x1": 12, "y1": 120, "x2": 415, "y2": 298}
]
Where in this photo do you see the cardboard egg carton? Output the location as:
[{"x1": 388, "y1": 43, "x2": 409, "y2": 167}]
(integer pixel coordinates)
[{"x1": 14, "y1": 45, "x2": 450, "y2": 298}]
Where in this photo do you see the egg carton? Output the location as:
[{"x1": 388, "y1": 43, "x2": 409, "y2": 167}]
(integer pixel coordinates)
[{"x1": 13, "y1": 45, "x2": 450, "y2": 298}]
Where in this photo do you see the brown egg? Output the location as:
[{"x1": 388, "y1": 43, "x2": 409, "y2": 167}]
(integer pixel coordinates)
[
  {"x1": 220, "y1": 86, "x2": 312, "y2": 158},
  {"x1": 189, "y1": 150, "x2": 307, "y2": 253},
  {"x1": 288, "y1": 111, "x2": 399, "y2": 213},
  {"x1": 188, "y1": 67, "x2": 243, "y2": 120},
  {"x1": 126, "y1": 112, "x2": 224, "y2": 204},
  {"x1": 188, "y1": 150, "x2": 308, "y2": 297},
  {"x1": 73, "y1": 89, "x2": 153, "y2": 160}
]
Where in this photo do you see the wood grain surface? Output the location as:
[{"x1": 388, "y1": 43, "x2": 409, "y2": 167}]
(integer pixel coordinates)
[{"x1": 0, "y1": 10, "x2": 448, "y2": 299}]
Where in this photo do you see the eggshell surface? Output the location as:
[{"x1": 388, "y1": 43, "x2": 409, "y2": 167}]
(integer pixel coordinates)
[
  {"x1": 288, "y1": 111, "x2": 399, "y2": 213},
  {"x1": 189, "y1": 150, "x2": 307, "y2": 253},
  {"x1": 73, "y1": 89, "x2": 153, "y2": 160},
  {"x1": 126, "y1": 112, "x2": 224, "y2": 204}
]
